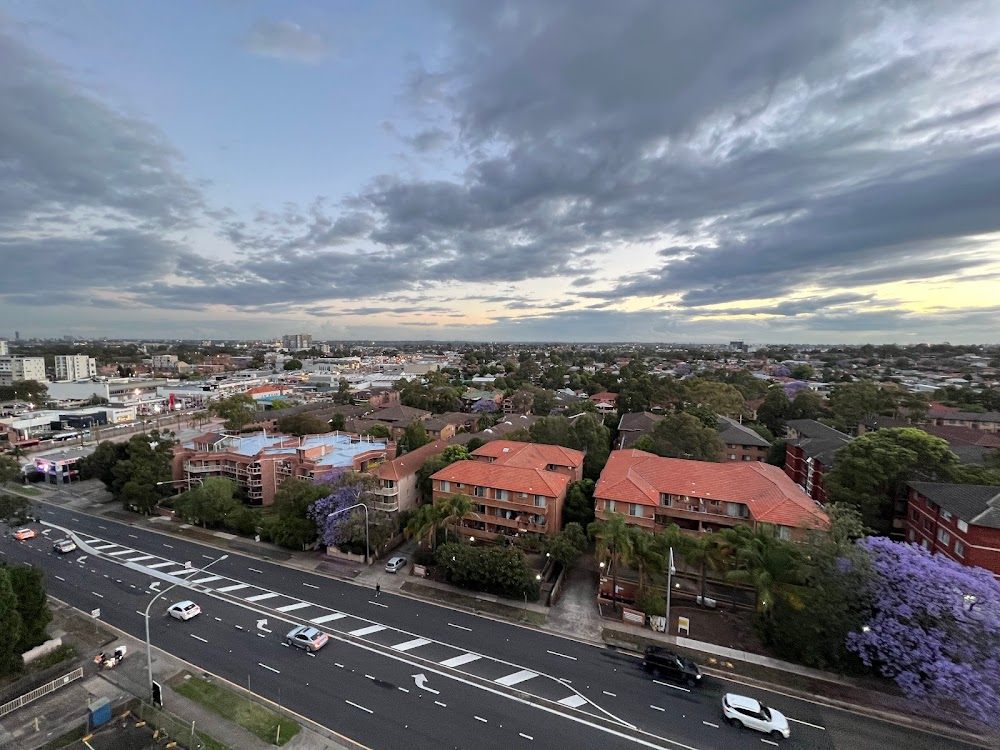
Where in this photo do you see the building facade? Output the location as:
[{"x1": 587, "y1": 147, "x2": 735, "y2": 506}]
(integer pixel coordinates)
[
  {"x1": 906, "y1": 482, "x2": 1000, "y2": 577},
  {"x1": 716, "y1": 416, "x2": 771, "y2": 462},
  {"x1": 0, "y1": 356, "x2": 46, "y2": 386},
  {"x1": 372, "y1": 439, "x2": 450, "y2": 514},
  {"x1": 282, "y1": 333, "x2": 313, "y2": 351},
  {"x1": 783, "y1": 420, "x2": 852, "y2": 504},
  {"x1": 54, "y1": 354, "x2": 98, "y2": 381},
  {"x1": 926, "y1": 410, "x2": 1000, "y2": 435}
]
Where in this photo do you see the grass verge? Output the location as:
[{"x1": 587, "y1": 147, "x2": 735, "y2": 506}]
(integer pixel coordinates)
[
  {"x1": 137, "y1": 701, "x2": 230, "y2": 750},
  {"x1": 170, "y1": 674, "x2": 299, "y2": 746}
]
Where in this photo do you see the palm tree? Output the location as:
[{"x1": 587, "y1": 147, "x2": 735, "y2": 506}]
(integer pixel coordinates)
[
  {"x1": 677, "y1": 532, "x2": 724, "y2": 607},
  {"x1": 440, "y1": 494, "x2": 476, "y2": 542},
  {"x1": 627, "y1": 526, "x2": 662, "y2": 597},
  {"x1": 588, "y1": 513, "x2": 636, "y2": 611},
  {"x1": 404, "y1": 503, "x2": 446, "y2": 551},
  {"x1": 724, "y1": 525, "x2": 805, "y2": 616}
]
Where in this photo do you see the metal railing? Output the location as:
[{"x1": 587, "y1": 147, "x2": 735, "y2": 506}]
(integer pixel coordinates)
[{"x1": 0, "y1": 667, "x2": 83, "y2": 718}]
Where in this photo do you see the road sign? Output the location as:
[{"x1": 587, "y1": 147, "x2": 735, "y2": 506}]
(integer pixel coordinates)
[{"x1": 90, "y1": 608, "x2": 100, "y2": 618}]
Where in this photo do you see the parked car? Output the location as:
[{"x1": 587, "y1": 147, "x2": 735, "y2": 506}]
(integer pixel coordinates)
[
  {"x1": 722, "y1": 693, "x2": 790, "y2": 739},
  {"x1": 385, "y1": 556, "x2": 407, "y2": 573},
  {"x1": 13, "y1": 528, "x2": 36, "y2": 541},
  {"x1": 167, "y1": 600, "x2": 202, "y2": 621},
  {"x1": 53, "y1": 539, "x2": 77, "y2": 554},
  {"x1": 642, "y1": 646, "x2": 701, "y2": 686},
  {"x1": 286, "y1": 625, "x2": 329, "y2": 652}
]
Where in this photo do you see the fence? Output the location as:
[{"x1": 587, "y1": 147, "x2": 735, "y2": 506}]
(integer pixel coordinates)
[
  {"x1": 0, "y1": 667, "x2": 84, "y2": 718},
  {"x1": 136, "y1": 701, "x2": 228, "y2": 750}
]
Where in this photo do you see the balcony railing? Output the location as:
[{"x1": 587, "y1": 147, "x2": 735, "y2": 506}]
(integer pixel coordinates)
[
  {"x1": 183, "y1": 463, "x2": 218, "y2": 473},
  {"x1": 373, "y1": 499, "x2": 399, "y2": 513},
  {"x1": 374, "y1": 486, "x2": 399, "y2": 498}
]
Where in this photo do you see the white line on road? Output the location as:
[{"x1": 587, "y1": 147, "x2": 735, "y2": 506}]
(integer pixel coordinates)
[
  {"x1": 109, "y1": 550, "x2": 133, "y2": 556},
  {"x1": 440, "y1": 653, "x2": 481, "y2": 668},
  {"x1": 55, "y1": 576, "x2": 65, "y2": 581},
  {"x1": 162, "y1": 544, "x2": 173, "y2": 549},
  {"x1": 335, "y1": 663, "x2": 344, "y2": 669},
  {"x1": 788, "y1": 717, "x2": 826, "y2": 730},
  {"x1": 761, "y1": 740, "x2": 778, "y2": 747},
  {"x1": 448, "y1": 623, "x2": 472, "y2": 631},
  {"x1": 202, "y1": 555, "x2": 213, "y2": 560},
  {"x1": 276, "y1": 602, "x2": 312, "y2": 612},
  {"x1": 98, "y1": 525, "x2": 107, "y2": 530},
  {"x1": 519, "y1": 733, "x2": 533, "y2": 741},
  {"x1": 189, "y1": 576, "x2": 224, "y2": 585},
  {"x1": 702, "y1": 721, "x2": 719, "y2": 728},
  {"x1": 215, "y1": 583, "x2": 250, "y2": 593},
  {"x1": 398, "y1": 687, "x2": 409, "y2": 693},
  {"x1": 235, "y1": 625, "x2": 243, "y2": 630},
  {"x1": 368, "y1": 600, "x2": 388, "y2": 608},
  {"x1": 248, "y1": 567, "x2": 263, "y2": 573},
  {"x1": 557, "y1": 695, "x2": 588, "y2": 708},
  {"x1": 650, "y1": 705, "x2": 665, "y2": 712},
  {"x1": 309, "y1": 613, "x2": 345, "y2": 624},
  {"x1": 136, "y1": 611, "x2": 144, "y2": 617},
  {"x1": 653, "y1": 679, "x2": 690, "y2": 692},
  {"x1": 190, "y1": 634, "x2": 208, "y2": 643},
  {"x1": 214, "y1": 617, "x2": 222, "y2": 622},
  {"x1": 474, "y1": 716, "x2": 488, "y2": 723},
  {"x1": 256, "y1": 633, "x2": 266, "y2": 638},
  {"x1": 345, "y1": 700, "x2": 373, "y2": 714},
  {"x1": 128, "y1": 534, "x2": 138, "y2": 539},
  {"x1": 92, "y1": 592, "x2": 104, "y2": 598},
  {"x1": 435, "y1": 701, "x2": 447, "y2": 707},
  {"x1": 546, "y1": 650, "x2": 577, "y2": 660},
  {"x1": 126, "y1": 555, "x2": 154, "y2": 563},
  {"x1": 302, "y1": 583, "x2": 319, "y2": 589},
  {"x1": 258, "y1": 662, "x2": 280, "y2": 674},
  {"x1": 603, "y1": 691, "x2": 616, "y2": 697},
  {"x1": 146, "y1": 562, "x2": 175, "y2": 569},
  {"x1": 392, "y1": 638, "x2": 432, "y2": 652},
  {"x1": 496, "y1": 670, "x2": 538, "y2": 687},
  {"x1": 245, "y1": 593, "x2": 280, "y2": 602},
  {"x1": 349, "y1": 624, "x2": 386, "y2": 637}
]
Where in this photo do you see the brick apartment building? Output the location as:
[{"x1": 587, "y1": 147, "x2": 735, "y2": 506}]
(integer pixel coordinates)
[
  {"x1": 617, "y1": 412, "x2": 770, "y2": 462},
  {"x1": 783, "y1": 419, "x2": 853, "y2": 503},
  {"x1": 906, "y1": 481, "x2": 1000, "y2": 577},
  {"x1": 595, "y1": 449, "x2": 828, "y2": 542},
  {"x1": 371, "y1": 439, "x2": 449, "y2": 515},
  {"x1": 429, "y1": 441, "x2": 585, "y2": 540},
  {"x1": 925, "y1": 409, "x2": 1000, "y2": 435},
  {"x1": 173, "y1": 431, "x2": 392, "y2": 506}
]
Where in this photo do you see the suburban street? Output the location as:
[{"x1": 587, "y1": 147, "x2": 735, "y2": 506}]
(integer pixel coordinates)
[{"x1": 1, "y1": 500, "x2": 984, "y2": 750}]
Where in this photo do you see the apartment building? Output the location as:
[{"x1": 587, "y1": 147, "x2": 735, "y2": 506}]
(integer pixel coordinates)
[
  {"x1": 430, "y1": 442, "x2": 582, "y2": 540},
  {"x1": 54, "y1": 354, "x2": 97, "y2": 381},
  {"x1": 784, "y1": 419, "x2": 852, "y2": 503},
  {"x1": 0, "y1": 356, "x2": 46, "y2": 386},
  {"x1": 926, "y1": 409, "x2": 1000, "y2": 435},
  {"x1": 717, "y1": 416, "x2": 771, "y2": 462},
  {"x1": 372, "y1": 439, "x2": 450, "y2": 514},
  {"x1": 595, "y1": 449, "x2": 828, "y2": 541},
  {"x1": 906, "y1": 482, "x2": 1000, "y2": 578},
  {"x1": 282, "y1": 333, "x2": 313, "y2": 351},
  {"x1": 172, "y1": 431, "x2": 391, "y2": 506}
]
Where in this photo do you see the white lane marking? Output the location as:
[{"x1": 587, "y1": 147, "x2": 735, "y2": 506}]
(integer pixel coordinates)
[
  {"x1": 368, "y1": 601, "x2": 389, "y2": 608},
  {"x1": 245, "y1": 593, "x2": 280, "y2": 602},
  {"x1": 546, "y1": 650, "x2": 577, "y2": 661},
  {"x1": 558, "y1": 695, "x2": 588, "y2": 708},
  {"x1": 189, "y1": 576, "x2": 224, "y2": 585},
  {"x1": 440, "y1": 653, "x2": 481, "y2": 668},
  {"x1": 235, "y1": 625, "x2": 243, "y2": 630},
  {"x1": 202, "y1": 555, "x2": 213, "y2": 560},
  {"x1": 248, "y1": 567, "x2": 263, "y2": 573},
  {"x1": 496, "y1": 670, "x2": 538, "y2": 687},
  {"x1": 702, "y1": 721, "x2": 719, "y2": 728},
  {"x1": 136, "y1": 611, "x2": 144, "y2": 616},
  {"x1": 162, "y1": 544, "x2": 173, "y2": 549},
  {"x1": 256, "y1": 633, "x2": 266, "y2": 638},
  {"x1": 474, "y1": 716, "x2": 487, "y2": 723},
  {"x1": 650, "y1": 705, "x2": 665, "y2": 712},
  {"x1": 91, "y1": 592, "x2": 104, "y2": 598},
  {"x1": 146, "y1": 562, "x2": 175, "y2": 570},
  {"x1": 126, "y1": 555, "x2": 154, "y2": 563},
  {"x1": 345, "y1": 700, "x2": 373, "y2": 714},
  {"x1": 448, "y1": 623, "x2": 472, "y2": 631},
  {"x1": 55, "y1": 575, "x2": 65, "y2": 582},
  {"x1": 788, "y1": 717, "x2": 826, "y2": 730},
  {"x1": 258, "y1": 662, "x2": 280, "y2": 674},
  {"x1": 128, "y1": 534, "x2": 139, "y2": 539},
  {"x1": 335, "y1": 663, "x2": 344, "y2": 669},
  {"x1": 165, "y1": 569, "x2": 197, "y2": 577},
  {"x1": 435, "y1": 700, "x2": 447, "y2": 707},
  {"x1": 190, "y1": 634, "x2": 208, "y2": 643},
  {"x1": 214, "y1": 617, "x2": 222, "y2": 622},
  {"x1": 349, "y1": 624, "x2": 386, "y2": 636},
  {"x1": 519, "y1": 733, "x2": 533, "y2": 741},
  {"x1": 653, "y1": 679, "x2": 690, "y2": 693},
  {"x1": 603, "y1": 691, "x2": 617, "y2": 697},
  {"x1": 761, "y1": 740, "x2": 778, "y2": 747},
  {"x1": 309, "y1": 613, "x2": 346, "y2": 624},
  {"x1": 91, "y1": 543, "x2": 118, "y2": 551},
  {"x1": 275, "y1": 602, "x2": 312, "y2": 613},
  {"x1": 398, "y1": 687, "x2": 409, "y2": 693},
  {"x1": 302, "y1": 583, "x2": 319, "y2": 589},
  {"x1": 392, "y1": 638, "x2": 432, "y2": 652},
  {"x1": 98, "y1": 526, "x2": 107, "y2": 530},
  {"x1": 109, "y1": 550, "x2": 134, "y2": 556},
  {"x1": 215, "y1": 583, "x2": 250, "y2": 593}
]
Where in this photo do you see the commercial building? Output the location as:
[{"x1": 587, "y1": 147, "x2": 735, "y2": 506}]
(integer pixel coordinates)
[
  {"x1": 0, "y1": 339, "x2": 8, "y2": 356},
  {"x1": 0, "y1": 355, "x2": 46, "y2": 386},
  {"x1": 783, "y1": 419, "x2": 853, "y2": 503},
  {"x1": 54, "y1": 354, "x2": 98, "y2": 381},
  {"x1": 906, "y1": 482, "x2": 1000, "y2": 578},
  {"x1": 282, "y1": 333, "x2": 313, "y2": 351}
]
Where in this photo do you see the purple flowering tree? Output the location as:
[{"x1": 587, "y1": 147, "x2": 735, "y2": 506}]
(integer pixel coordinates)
[
  {"x1": 472, "y1": 398, "x2": 498, "y2": 414},
  {"x1": 846, "y1": 537, "x2": 1000, "y2": 724},
  {"x1": 307, "y1": 471, "x2": 393, "y2": 554}
]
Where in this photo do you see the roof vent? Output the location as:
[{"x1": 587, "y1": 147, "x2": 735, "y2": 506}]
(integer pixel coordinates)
[{"x1": 502, "y1": 447, "x2": 510, "y2": 453}]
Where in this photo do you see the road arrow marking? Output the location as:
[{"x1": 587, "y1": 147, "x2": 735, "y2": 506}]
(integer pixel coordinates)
[
  {"x1": 149, "y1": 582, "x2": 160, "y2": 591},
  {"x1": 256, "y1": 618, "x2": 271, "y2": 633},
  {"x1": 76, "y1": 556, "x2": 87, "y2": 564},
  {"x1": 412, "y1": 673, "x2": 440, "y2": 694}
]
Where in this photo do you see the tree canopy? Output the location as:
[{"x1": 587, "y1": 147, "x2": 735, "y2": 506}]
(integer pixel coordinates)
[
  {"x1": 209, "y1": 394, "x2": 257, "y2": 431},
  {"x1": 632, "y1": 412, "x2": 724, "y2": 462},
  {"x1": 277, "y1": 412, "x2": 328, "y2": 436}
]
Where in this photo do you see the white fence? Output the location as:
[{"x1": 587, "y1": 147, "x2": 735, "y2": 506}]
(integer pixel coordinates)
[{"x1": 0, "y1": 668, "x2": 84, "y2": 718}]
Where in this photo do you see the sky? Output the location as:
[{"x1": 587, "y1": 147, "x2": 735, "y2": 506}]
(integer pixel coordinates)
[{"x1": 1, "y1": 0, "x2": 1000, "y2": 344}]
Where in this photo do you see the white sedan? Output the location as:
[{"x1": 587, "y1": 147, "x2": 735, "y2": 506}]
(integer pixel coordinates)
[{"x1": 167, "y1": 600, "x2": 202, "y2": 621}]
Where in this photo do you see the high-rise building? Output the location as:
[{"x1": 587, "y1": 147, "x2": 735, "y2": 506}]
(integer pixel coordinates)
[
  {"x1": 0, "y1": 355, "x2": 47, "y2": 386},
  {"x1": 54, "y1": 354, "x2": 98, "y2": 381},
  {"x1": 0, "y1": 339, "x2": 7, "y2": 356},
  {"x1": 282, "y1": 333, "x2": 313, "y2": 351}
]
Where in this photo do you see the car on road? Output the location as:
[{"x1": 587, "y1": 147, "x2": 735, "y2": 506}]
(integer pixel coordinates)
[
  {"x1": 13, "y1": 528, "x2": 36, "y2": 541},
  {"x1": 167, "y1": 601, "x2": 202, "y2": 621},
  {"x1": 53, "y1": 539, "x2": 77, "y2": 554},
  {"x1": 385, "y1": 555, "x2": 407, "y2": 573},
  {"x1": 722, "y1": 693, "x2": 790, "y2": 739},
  {"x1": 642, "y1": 646, "x2": 701, "y2": 686},
  {"x1": 286, "y1": 625, "x2": 329, "y2": 652}
]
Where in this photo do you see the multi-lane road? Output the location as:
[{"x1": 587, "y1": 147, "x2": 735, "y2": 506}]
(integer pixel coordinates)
[{"x1": 1, "y1": 501, "x2": 985, "y2": 750}]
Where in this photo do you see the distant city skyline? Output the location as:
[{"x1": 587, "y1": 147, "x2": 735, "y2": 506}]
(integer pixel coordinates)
[{"x1": 2, "y1": 1, "x2": 1000, "y2": 343}]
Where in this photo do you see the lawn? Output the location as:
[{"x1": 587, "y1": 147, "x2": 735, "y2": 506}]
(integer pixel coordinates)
[{"x1": 171, "y1": 674, "x2": 300, "y2": 746}]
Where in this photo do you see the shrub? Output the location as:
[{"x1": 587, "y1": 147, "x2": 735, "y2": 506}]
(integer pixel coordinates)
[{"x1": 435, "y1": 542, "x2": 540, "y2": 600}]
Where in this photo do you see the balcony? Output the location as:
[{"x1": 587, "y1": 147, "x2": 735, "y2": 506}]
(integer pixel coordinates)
[
  {"x1": 374, "y1": 485, "x2": 399, "y2": 498},
  {"x1": 373, "y1": 499, "x2": 399, "y2": 513},
  {"x1": 183, "y1": 463, "x2": 218, "y2": 473}
]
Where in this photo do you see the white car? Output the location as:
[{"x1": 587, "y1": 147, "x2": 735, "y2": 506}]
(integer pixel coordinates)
[
  {"x1": 167, "y1": 600, "x2": 202, "y2": 621},
  {"x1": 722, "y1": 693, "x2": 790, "y2": 739}
]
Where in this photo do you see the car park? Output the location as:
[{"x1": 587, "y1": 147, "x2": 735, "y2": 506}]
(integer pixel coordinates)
[
  {"x1": 286, "y1": 625, "x2": 329, "y2": 652},
  {"x1": 722, "y1": 693, "x2": 790, "y2": 739},
  {"x1": 53, "y1": 539, "x2": 77, "y2": 554},
  {"x1": 385, "y1": 556, "x2": 407, "y2": 573},
  {"x1": 642, "y1": 646, "x2": 701, "y2": 686},
  {"x1": 13, "y1": 528, "x2": 36, "y2": 541},
  {"x1": 167, "y1": 600, "x2": 202, "y2": 621}
]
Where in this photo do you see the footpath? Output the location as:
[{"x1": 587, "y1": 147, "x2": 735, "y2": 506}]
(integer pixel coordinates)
[{"x1": 6, "y1": 481, "x2": 996, "y2": 749}]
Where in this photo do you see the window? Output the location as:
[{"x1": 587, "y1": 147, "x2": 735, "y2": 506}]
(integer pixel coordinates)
[
  {"x1": 729, "y1": 454, "x2": 737, "y2": 460},
  {"x1": 383, "y1": 480, "x2": 395, "y2": 489},
  {"x1": 909, "y1": 530, "x2": 915, "y2": 541},
  {"x1": 498, "y1": 489, "x2": 509, "y2": 501},
  {"x1": 605, "y1": 499, "x2": 615, "y2": 513},
  {"x1": 534, "y1": 495, "x2": 547, "y2": 508},
  {"x1": 936, "y1": 528, "x2": 950, "y2": 546},
  {"x1": 925, "y1": 497, "x2": 934, "y2": 509},
  {"x1": 923, "y1": 518, "x2": 932, "y2": 532},
  {"x1": 954, "y1": 540, "x2": 965, "y2": 558},
  {"x1": 629, "y1": 503, "x2": 642, "y2": 517},
  {"x1": 455, "y1": 483, "x2": 464, "y2": 489},
  {"x1": 941, "y1": 510, "x2": 952, "y2": 522},
  {"x1": 474, "y1": 486, "x2": 486, "y2": 498},
  {"x1": 726, "y1": 503, "x2": 748, "y2": 518},
  {"x1": 659, "y1": 493, "x2": 673, "y2": 507},
  {"x1": 440, "y1": 480, "x2": 450, "y2": 493},
  {"x1": 958, "y1": 519, "x2": 969, "y2": 533},
  {"x1": 778, "y1": 526, "x2": 792, "y2": 541},
  {"x1": 910, "y1": 508, "x2": 918, "y2": 521},
  {"x1": 742, "y1": 455, "x2": 752, "y2": 461}
]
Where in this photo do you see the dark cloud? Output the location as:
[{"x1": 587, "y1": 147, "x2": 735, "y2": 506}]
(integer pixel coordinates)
[{"x1": 243, "y1": 19, "x2": 329, "y2": 64}]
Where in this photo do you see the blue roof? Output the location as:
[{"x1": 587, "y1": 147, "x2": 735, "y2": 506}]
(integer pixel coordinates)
[
  {"x1": 296, "y1": 433, "x2": 387, "y2": 467},
  {"x1": 230, "y1": 434, "x2": 289, "y2": 456}
]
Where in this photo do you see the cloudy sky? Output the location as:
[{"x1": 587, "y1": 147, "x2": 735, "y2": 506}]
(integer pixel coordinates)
[{"x1": 2, "y1": 0, "x2": 1000, "y2": 344}]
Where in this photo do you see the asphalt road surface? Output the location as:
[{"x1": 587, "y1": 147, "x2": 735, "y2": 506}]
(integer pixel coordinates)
[{"x1": 0, "y1": 501, "x2": 985, "y2": 750}]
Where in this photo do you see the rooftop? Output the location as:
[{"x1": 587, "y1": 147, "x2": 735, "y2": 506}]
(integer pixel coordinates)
[
  {"x1": 472, "y1": 440, "x2": 584, "y2": 469},
  {"x1": 909, "y1": 481, "x2": 1000, "y2": 529},
  {"x1": 431, "y1": 459, "x2": 570, "y2": 497}
]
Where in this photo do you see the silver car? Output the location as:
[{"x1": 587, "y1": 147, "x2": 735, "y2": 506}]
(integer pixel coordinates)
[
  {"x1": 385, "y1": 556, "x2": 407, "y2": 573},
  {"x1": 286, "y1": 625, "x2": 329, "y2": 652}
]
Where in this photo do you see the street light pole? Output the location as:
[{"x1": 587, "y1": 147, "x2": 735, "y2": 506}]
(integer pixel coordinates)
[
  {"x1": 664, "y1": 546, "x2": 676, "y2": 636},
  {"x1": 144, "y1": 553, "x2": 228, "y2": 702},
  {"x1": 326, "y1": 504, "x2": 370, "y2": 565}
]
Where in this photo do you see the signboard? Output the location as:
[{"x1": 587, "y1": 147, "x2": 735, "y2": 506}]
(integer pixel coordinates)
[
  {"x1": 677, "y1": 616, "x2": 691, "y2": 636},
  {"x1": 622, "y1": 608, "x2": 645, "y2": 625},
  {"x1": 90, "y1": 608, "x2": 100, "y2": 619},
  {"x1": 413, "y1": 564, "x2": 427, "y2": 578}
]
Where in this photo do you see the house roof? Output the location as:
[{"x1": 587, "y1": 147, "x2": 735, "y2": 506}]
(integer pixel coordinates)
[
  {"x1": 480, "y1": 415, "x2": 539, "y2": 438},
  {"x1": 367, "y1": 405, "x2": 430, "y2": 424},
  {"x1": 922, "y1": 425, "x2": 1000, "y2": 448},
  {"x1": 616, "y1": 411, "x2": 665, "y2": 448},
  {"x1": 909, "y1": 482, "x2": 1000, "y2": 529},
  {"x1": 192, "y1": 432, "x2": 227, "y2": 445},
  {"x1": 785, "y1": 419, "x2": 852, "y2": 465},
  {"x1": 374, "y1": 439, "x2": 450, "y2": 481},
  {"x1": 716, "y1": 416, "x2": 771, "y2": 448},
  {"x1": 595, "y1": 450, "x2": 828, "y2": 530},
  {"x1": 472, "y1": 440, "x2": 584, "y2": 469},
  {"x1": 430, "y1": 460, "x2": 570, "y2": 497},
  {"x1": 929, "y1": 410, "x2": 1000, "y2": 423},
  {"x1": 590, "y1": 391, "x2": 617, "y2": 403}
]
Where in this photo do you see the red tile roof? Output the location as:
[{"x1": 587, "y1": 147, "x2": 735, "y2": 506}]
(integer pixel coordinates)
[
  {"x1": 595, "y1": 450, "x2": 828, "y2": 530},
  {"x1": 373, "y1": 440, "x2": 450, "y2": 481},
  {"x1": 431, "y1": 460, "x2": 569, "y2": 497},
  {"x1": 471, "y1": 440, "x2": 584, "y2": 469},
  {"x1": 590, "y1": 391, "x2": 617, "y2": 403}
]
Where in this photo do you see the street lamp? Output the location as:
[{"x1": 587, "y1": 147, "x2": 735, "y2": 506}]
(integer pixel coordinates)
[
  {"x1": 156, "y1": 477, "x2": 204, "y2": 494},
  {"x1": 326, "y1": 504, "x2": 370, "y2": 565},
  {"x1": 145, "y1": 554, "x2": 228, "y2": 702},
  {"x1": 664, "y1": 546, "x2": 676, "y2": 636}
]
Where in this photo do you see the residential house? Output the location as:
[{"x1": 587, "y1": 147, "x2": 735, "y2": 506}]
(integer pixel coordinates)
[
  {"x1": 617, "y1": 411, "x2": 664, "y2": 449},
  {"x1": 925, "y1": 409, "x2": 1000, "y2": 434},
  {"x1": 371, "y1": 439, "x2": 450, "y2": 514},
  {"x1": 589, "y1": 391, "x2": 618, "y2": 414},
  {"x1": 906, "y1": 482, "x2": 1000, "y2": 578},
  {"x1": 783, "y1": 419, "x2": 853, "y2": 503},
  {"x1": 364, "y1": 404, "x2": 431, "y2": 440},
  {"x1": 716, "y1": 416, "x2": 771, "y2": 462},
  {"x1": 421, "y1": 417, "x2": 458, "y2": 441},
  {"x1": 470, "y1": 440, "x2": 584, "y2": 483}
]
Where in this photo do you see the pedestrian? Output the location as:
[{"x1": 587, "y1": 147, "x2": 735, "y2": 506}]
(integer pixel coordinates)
[{"x1": 375, "y1": 583, "x2": 381, "y2": 598}]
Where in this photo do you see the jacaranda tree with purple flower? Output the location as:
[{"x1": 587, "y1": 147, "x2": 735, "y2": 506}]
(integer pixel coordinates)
[
  {"x1": 846, "y1": 537, "x2": 1000, "y2": 724},
  {"x1": 308, "y1": 471, "x2": 394, "y2": 555}
]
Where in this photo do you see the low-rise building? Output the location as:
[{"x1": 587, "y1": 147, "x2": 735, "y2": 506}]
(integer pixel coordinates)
[
  {"x1": 470, "y1": 440, "x2": 584, "y2": 483},
  {"x1": 906, "y1": 482, "x2": 1000, "y2": 578},
  {"x1": 783, "y1": 419, "x2": 853, "y2": 503},
  {"x1": 926, "y1": 409, "x2": 1000, "y2": 435},
  {"x1": 371, "y1": 439, "x2": 450, "y2": 514},
  {"x1": 716, "y1": 416, "x2": 771, "y2": 462}
]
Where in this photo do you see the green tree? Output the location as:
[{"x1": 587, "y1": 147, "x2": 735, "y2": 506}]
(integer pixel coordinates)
[
  {"x1": 398, "y1": 421, "x2": 431, "y2": 455},
  {"x1": 531, "y1": 390, "x2": 556, "y2": 416},
  {"x1": 724, "y1": 526, "x2": 806, "y2": 617},
  {"x1": 828, "y1": 381, "x2": 896, "y2": 429},
  {"x1": 335, "y1": 379, "x2": 354, "y2": 405},
  {"x1": 757, "y1": 388, "x2": 792, "y2": 435},
  {"x1": 435, "y1": 542, "x2": 540, "y2": 600},
  {"x1": 7, "y1": 565, "x2": 51, "y2": 652},
  {"x1": 687, "y1": 380, "x2": 747, "y2": 418},
  {"x1": 0, "y1": 494, "x2": 31, "y2": 523},
  {"x1": 277, "y1": 412, "x2": 327, "y2": 436},
  {"x1": 677, "y1": 532, "x2": 725, "y2": 607},
  {"x1": 283, "y1": 359, "x2": 303, "y2": 371},
  {"x1": 0, "y1": 455, "x2": 22, "y2": 484},
  {"x1": 439, "y1": 494, "x2": 476, "y2": 541},
  {"x1": 267, "y1": 478, "x2": 326, "y2": 549},
  {"x1": 627, "y1": 527, "x2": 662, "y2": 597},
  {"x1": 268, "y1": 398, "x2": 291, "y2": 410},
  {"x1": 209, "y1": 394, "x2": 257, "y2": 431},
  {"x1": 632, "y1": 412, "x2": 724, "y2": 461},
  {"x1": 101, "y1": 433, "x2": 176, "y2": 513},
  {"x1": 546, "y1": 522, "x2": 588, "y2": 570},
  {"x1": 789, "y1": 390, "x2": 824, "y2": 421},
  {"x1": 364, "y1": 424, "x2": 391, "y2": 439},
  {"x1": 405, "y1": 502, "x2": 448, "y2": 551},
  {"x1": 175, "y1": 477, "x2": 240, "y2": 528},
  {"x1": 790, "y1": 364, "x2": 815, "y2": 380},
  {"x1": 588, "y1": 513, "x2": 635, "y2": 611},
  {"x1": 417, "y1": 446, "x2": 471, "y2": 501},
  {"x1": 328, "y1": 413, "x2": 347, "y2": 432},
  {"x1": 0, "y1": 567, "x2": 24, "y2": 676},
  {"x1": 562, "y1": 479, "x2": 596, "y2": 528},
  {"x1": 766, "y1": 439, "x2": 787, "y2": 467}
]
